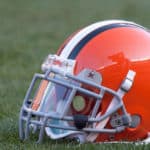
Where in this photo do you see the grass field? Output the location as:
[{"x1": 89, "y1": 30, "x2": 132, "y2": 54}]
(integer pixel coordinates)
[{"x1": 0, "y1": 0, "x2": 150, "y2": 149}]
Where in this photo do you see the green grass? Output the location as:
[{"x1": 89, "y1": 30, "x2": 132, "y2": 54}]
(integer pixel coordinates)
[{"x1": 0, "y1": 0, "x2": 150, "y2": 149}]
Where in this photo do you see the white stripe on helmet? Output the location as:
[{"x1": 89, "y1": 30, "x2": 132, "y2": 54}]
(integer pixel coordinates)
[{"x1": 60, "y1": 20, "x2": 141, "y2": 58}]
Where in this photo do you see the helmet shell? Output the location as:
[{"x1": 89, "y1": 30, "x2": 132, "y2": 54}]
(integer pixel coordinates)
[{"x1": 58, "y1": 20, "x2": 150, "y2": 141}]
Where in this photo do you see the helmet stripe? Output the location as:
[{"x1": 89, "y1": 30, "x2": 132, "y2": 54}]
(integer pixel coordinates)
[
  {"x1": 59, "y1": 20, "x2": 144, "y2": 59},
  {"x1": 68, "y1": 23, "x2": 143, "y2": 59}
]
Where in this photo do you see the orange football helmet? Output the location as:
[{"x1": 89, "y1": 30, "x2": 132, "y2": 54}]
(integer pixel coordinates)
[{"x1": 19, "y1": 20, "x2": 150, "y2": 143}]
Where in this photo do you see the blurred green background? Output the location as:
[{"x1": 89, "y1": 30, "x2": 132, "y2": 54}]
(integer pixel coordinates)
[{"x1": 0, "y1": 0, "x2": 150, "y2": 149}]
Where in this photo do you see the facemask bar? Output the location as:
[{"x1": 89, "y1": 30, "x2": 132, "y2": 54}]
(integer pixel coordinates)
[{"x1": 19, "y1": 67, "x2": 136, "y2": 143}]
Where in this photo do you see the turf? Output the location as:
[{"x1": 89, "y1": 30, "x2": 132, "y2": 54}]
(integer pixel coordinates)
[{"x1": 0, "y1": 0, "x2": 150, "y2": 149}]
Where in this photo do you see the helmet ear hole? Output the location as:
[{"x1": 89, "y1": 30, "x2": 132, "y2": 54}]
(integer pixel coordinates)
[
  {"x1": 71, "y1": 94, "x2": 95, "y2": 115},
  {"x1": 72, "y1": 96, "x2": 86, "y2": 112}
]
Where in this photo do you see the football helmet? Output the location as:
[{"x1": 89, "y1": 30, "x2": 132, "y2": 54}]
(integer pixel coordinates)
[{"x1": 19, "y1": 20, "x2": 150, "y2": 143}]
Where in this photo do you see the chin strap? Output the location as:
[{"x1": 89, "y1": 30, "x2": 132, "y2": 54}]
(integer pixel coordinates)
[{"x1": 86, "y1": 70, "x2": 136, "y2": 142}]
